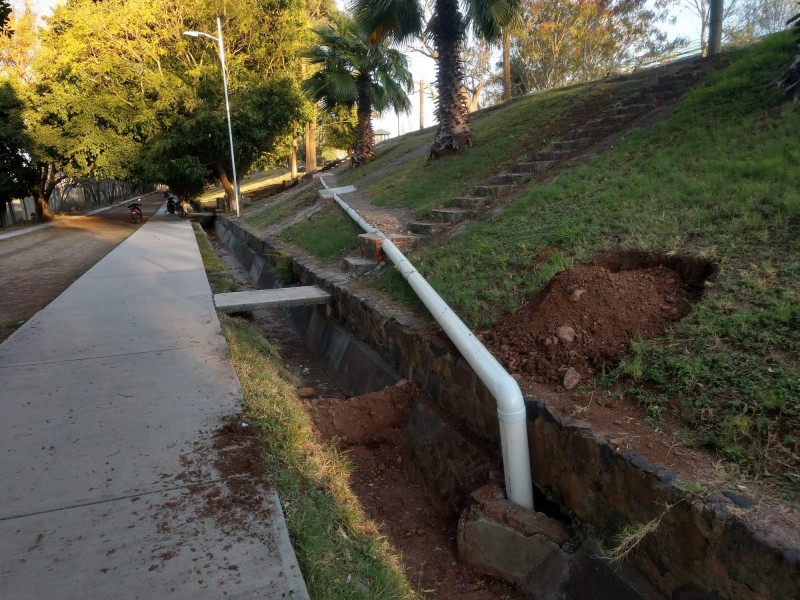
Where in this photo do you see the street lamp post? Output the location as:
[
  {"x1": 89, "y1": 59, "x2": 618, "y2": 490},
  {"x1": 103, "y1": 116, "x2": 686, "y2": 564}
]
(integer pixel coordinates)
[{"x1": 184, "y1": 17, "x2": 240, "y2": 217}]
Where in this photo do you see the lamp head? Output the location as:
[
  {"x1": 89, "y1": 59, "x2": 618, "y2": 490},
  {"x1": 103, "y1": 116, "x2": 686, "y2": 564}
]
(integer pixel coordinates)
[{"x1": 183, "y1": 31, "x2": 201, "y2": 37}]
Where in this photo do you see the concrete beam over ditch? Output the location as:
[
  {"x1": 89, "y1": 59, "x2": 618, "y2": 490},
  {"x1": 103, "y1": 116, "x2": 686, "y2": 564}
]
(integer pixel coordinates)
[{"x1": 214, "y1": 286, "x2": 330, "y2": 313}]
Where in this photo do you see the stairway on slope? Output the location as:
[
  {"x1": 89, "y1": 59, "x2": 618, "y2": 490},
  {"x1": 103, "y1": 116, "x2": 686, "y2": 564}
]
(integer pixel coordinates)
[{"x1": 405, "y1": 61, "x2": 714, "y2": 238}]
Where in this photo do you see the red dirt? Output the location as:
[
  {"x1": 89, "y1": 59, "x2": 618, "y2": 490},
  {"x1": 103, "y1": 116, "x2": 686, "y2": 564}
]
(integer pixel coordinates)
[
  {"x1": 479, "y1": 264, "x2": 691, "y2": 387},
  {"x1": 304, "y1": 382, "x2": 520, "y2": 600}
]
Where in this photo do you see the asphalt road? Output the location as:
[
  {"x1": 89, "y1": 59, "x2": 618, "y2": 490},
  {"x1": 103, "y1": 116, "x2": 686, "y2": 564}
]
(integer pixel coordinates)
[{"x1": 0, "y1": 191, "x2": 166, "y2": 342}]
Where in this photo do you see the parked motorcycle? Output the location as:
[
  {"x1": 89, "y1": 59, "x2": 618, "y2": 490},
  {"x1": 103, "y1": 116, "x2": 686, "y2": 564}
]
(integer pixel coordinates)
[{"x1": 128, "y1": 201, "x2": 143, "y2": 223}]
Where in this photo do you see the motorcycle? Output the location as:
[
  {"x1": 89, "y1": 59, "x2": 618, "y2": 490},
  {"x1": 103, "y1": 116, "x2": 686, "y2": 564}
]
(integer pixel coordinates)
[{"x1": 128, "y1": 201, "x2": 143, "y2": 223}]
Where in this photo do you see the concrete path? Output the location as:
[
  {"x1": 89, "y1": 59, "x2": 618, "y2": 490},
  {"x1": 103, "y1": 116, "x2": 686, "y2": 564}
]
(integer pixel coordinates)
[{"x1": 0, "y1": 214, "x2": 309, "y2": 598}]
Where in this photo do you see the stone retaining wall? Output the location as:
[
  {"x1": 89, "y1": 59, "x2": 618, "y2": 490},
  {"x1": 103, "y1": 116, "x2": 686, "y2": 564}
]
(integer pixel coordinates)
[{"x1": 215, "y1": 216, "x2": 799, "y2": 600}]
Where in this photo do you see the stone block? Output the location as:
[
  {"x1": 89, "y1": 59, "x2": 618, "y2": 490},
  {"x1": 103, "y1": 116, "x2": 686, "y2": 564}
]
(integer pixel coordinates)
[
  {"x1": 457, "y1": 515, "x2": 564, "y2": 589},
  {"x1": 357, "y1": 233, "x2": 383, "y2": 262}
]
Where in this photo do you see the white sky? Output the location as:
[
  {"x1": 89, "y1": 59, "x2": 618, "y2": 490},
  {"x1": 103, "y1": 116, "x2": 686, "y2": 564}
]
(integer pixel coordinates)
[{"x1": 32, "y1": 0, "x2": 705, "y2": 138}]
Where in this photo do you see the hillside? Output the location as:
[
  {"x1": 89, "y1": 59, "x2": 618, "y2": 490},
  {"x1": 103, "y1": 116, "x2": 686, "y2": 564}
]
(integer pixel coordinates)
[{"x1": 238, "y1": 32, "x2": 800, "y2": 502}]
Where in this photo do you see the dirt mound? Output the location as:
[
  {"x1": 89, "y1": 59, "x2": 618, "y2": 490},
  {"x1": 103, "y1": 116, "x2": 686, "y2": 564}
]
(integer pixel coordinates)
[
  {"x1": 304, "y1": 382, "x2": 520, "y2": 599},
  {"x1": 479, "y1": 264, "x2": 692, "y2": 388}
]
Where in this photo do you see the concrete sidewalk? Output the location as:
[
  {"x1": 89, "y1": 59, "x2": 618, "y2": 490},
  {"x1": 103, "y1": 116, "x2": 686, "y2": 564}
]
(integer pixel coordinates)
[{"x1": 0, "y1": 214, "x2": 309, "y2": 598}]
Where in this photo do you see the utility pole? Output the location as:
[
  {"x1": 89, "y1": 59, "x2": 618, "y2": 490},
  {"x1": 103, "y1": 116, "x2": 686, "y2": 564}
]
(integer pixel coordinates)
[{"x1": 420, "y1": 79, "x2": 425, "y2": 130}]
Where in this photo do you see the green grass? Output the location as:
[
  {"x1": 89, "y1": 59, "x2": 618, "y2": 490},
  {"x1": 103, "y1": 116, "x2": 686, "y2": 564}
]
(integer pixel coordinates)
[
  {"x1": 280, "y1": 205, "x2": 363, "y2": 263},
  {"x1": 193, "y1": 225, "x2": 238, "y2": 293},
  {"x1": 245, "y1": 192, "x2": 317, "y2": 230},
  {"x1": 196, "y1": 169, "x2": 290, "y2": 207},
  {"x1": 371, "y1": 33, "x2": 800, "y2": 490},
  {"x1": 220, "y1": 316, "x2": 415, "y2": 599},
  {"x1": 340, "y1": 81, "x2": 631, "y2": 214}
]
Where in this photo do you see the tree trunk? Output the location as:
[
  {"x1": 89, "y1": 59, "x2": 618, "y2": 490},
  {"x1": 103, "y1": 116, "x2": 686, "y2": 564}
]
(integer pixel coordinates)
[
  {"x1": 305, "y1": 120, "x2": 317, "y2": 174},
  {"x1": 34, "y1": 163, "x2": 58, "y2": 221},
  {"x1": 430, "y1": 0, "x2": 471, "y2": 158},
  {"x1": 503, "y1": 28, "x2": 512, "y2": 101},
  {"x1": 290, "y1": 139, "x2": 298, "y2": 179},
  {"x1": 354, "y1": 75, "x2": 375, "y2": 166},
  {"x1": 707, "y1": 0, "x2": 723, "y2": 56},
  {"x1": 213, "y1": 161, "x2": 234, "y2": 212}
]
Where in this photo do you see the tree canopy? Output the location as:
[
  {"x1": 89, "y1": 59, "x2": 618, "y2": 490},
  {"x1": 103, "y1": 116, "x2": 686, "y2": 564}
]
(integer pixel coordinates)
[
  {"x1": 23, "y1": 0, "x2": 318, "y2": 211},
  {"x1": 303, "y1": 12, "x2": 413, "y2": 164},
  {"x1": 0, "y1": 79, "x2": 37, "y2": 210}
]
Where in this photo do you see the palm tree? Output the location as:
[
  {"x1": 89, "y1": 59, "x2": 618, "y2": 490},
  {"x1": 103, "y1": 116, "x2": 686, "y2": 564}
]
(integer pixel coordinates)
[
  {"x1": 353, "y1": 0, "x2": 520, "y2": 158},
  {"x1": 303, "y1": 13, "x2": 413, "y2": 166}
]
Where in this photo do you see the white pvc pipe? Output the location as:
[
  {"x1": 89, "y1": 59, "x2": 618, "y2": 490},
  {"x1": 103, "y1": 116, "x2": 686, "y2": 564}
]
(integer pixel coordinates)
[{"x1": 321, "y1": 178, "x2": 533, "y2": 509}]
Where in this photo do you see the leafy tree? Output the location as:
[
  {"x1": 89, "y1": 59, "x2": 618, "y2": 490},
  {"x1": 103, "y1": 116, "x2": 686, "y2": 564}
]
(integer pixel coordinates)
[
  {"x1": 509, "y1": 0, "x2": 678, "y2": 94},
  {"x1": 0, "y1": 79, "x2": 37, "y2": 214},
  {"x1": 303, "y1": 13, "x2": 412, "y2": 165},
  {"x1": 319, "y1": 104, "x2": 357, "y2": 157},
  {"x1": 28, "y1": 0, "x2": 314, "y2": 212},
  {"x1": 0, "y1": 0, "x2": 38, "y2": 82},
  {"x1": 353, "y1": 0, "x2": 519, "y2": 158},
  {"x1": 0, "y1": 1, "x2": 11, "y2": 35},
  {"x1": 727, "y1": 0, "x2": 795, "y2": 45}
]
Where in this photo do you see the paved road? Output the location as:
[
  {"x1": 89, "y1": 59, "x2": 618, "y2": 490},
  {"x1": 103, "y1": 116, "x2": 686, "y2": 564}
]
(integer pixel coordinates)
[
  {"x1": 0, "y1": 212, "x2": 308, "y2": 598},
  {"x1": 0, "y1": 192, "x2": 166, "y2": 342}
]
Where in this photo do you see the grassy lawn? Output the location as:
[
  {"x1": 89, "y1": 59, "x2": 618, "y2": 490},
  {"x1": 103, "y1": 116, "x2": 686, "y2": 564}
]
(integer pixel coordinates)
[
  {"x1": 196, "y1": 169, "x2": 290, "y2": 207},
  {"x1": 373, "y1": 33, "x2": 800, "y2": 491},
  {"x1": 221, "y1": 316, "x2": 414, "y2": 599},
  {"x1": 244, "y1": 191, "x2": 317, "y2": 230},
  {"x1": 340, "y1": 81, "x2": 629, "y2": 214},
  {"x1": 280, "y1": 204, "x2": 363, "y2": 263}
]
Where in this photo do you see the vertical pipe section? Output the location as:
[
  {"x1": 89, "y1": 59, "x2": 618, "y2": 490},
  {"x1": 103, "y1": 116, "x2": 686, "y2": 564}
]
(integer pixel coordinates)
[{"x1": 322, "y1": 179, "x2": 534, "y2": 509}]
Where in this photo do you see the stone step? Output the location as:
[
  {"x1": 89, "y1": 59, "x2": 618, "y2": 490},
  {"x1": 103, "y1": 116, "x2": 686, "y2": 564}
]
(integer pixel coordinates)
[
  {"x1": 451, "y1": 196, "x2": 490, "y2": 210},
  {"x1": 511, "y1": 160, "x2": 556, "y2": 174},
  {"x1": 429, "y1": 207, "x2": 470, "y2": 223},
  {"x1": 641, "y1": 91, "x2": 683, "y2": 103},
  {"x1": 529, "y1": 150, "x2": 567, "y2": 162},
  {"x1": 562, "y1": 126, "x2": 614, "y2": 141},
  {"x1": 551, "y1": 138, "x2": 593, "y2": 152},
  {"x1": 646, "y1": 83, "x2": 687, "y2": 95},
  {"x1": 585, "y1": 114, "x2": 629, "y2": 128},
  {"x1": 214, "y1": 286, "x2": 329, "y2": 313},
  {"x1": 604, "y1": 103, "x2": 649, "y2": 117},
  {"x1": 474, "y1": 184, "x2": 515, "y2": 198},
  {"x1": 407, "y1": 221, "x2": 448, "y2": 235},
  {"x1": 342, "y1": 255, "x2": 379, "y2": 275},
  {"x1": 490, "y1": 172, "x2": 533, "y2": 185},
  {"x1": 655, "y1": 75, "x2": 693, "y2": 86}
]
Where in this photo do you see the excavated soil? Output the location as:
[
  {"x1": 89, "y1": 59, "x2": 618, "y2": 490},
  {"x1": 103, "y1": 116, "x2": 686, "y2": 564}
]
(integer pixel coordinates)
[
  {"x1": 479, "y1": 263, "x2": 692, "y2": 387},
  {"x1": 304, "y1": 382, "x2": 520, "y2": 600}
]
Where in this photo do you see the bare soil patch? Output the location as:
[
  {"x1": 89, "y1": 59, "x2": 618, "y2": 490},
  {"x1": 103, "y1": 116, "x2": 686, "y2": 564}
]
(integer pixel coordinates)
[
  {"x1": 479, "y1": 262, "x2": 694, "y2": 386},
  {"x1": 304, "y1": 382, "x2": 520, "y2": 600}
]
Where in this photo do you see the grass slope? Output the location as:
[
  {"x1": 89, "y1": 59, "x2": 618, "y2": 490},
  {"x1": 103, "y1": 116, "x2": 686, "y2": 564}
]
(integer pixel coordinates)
[{"x1": 375, "y1": 33, "x2": 799, "y2": 490}]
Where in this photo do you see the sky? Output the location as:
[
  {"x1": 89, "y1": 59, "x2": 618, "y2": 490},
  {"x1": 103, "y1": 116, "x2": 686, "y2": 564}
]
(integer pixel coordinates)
[{"x1": 31, "y1": 0, "x2": 705, "y2": 139}]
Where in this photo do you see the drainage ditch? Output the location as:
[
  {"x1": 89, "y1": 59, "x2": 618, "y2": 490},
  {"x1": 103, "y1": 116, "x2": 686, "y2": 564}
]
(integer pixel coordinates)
[
  {"x1": 209, "y1": 216, "x2": 800, "y2": 600},
  {"x1": 205, "y1": 227, "x2": 523, "y2": 599}
]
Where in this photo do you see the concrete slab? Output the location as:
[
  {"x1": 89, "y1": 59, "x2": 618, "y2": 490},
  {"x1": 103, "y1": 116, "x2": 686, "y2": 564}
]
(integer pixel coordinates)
[
  {"x1": 0, "y1": 485, "x2": 307, "y2": 600},
  {"x1": 0, "y1": 215, "x2": 308, "y2": 598},
  {"x1": 214, "y1": 286, "x2": 330, "y2": 313},
  {"x1": 0, "y1": 346, "x2": 238, "y2": 518},
  {"x1": 319, "y1": 185, "x2": 356, "y2": 199}
]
